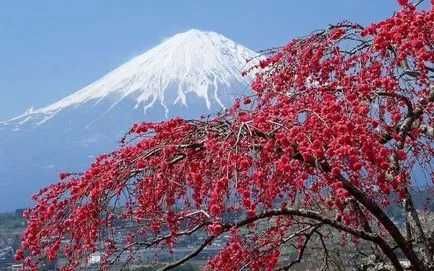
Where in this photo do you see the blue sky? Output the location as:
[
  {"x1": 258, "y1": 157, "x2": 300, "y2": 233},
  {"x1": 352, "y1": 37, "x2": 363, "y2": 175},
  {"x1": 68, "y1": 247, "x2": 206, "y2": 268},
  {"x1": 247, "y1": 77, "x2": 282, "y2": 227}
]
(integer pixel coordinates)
[{"x1": 0, "y1": 1, "x2": 403, "y2": 120}]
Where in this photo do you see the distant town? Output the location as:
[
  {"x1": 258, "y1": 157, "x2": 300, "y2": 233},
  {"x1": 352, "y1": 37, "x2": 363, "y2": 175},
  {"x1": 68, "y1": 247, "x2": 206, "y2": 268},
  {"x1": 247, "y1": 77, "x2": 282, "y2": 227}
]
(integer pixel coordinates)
[{"x1": 0, "y1": 209, "x2": 227, "y2": 271}]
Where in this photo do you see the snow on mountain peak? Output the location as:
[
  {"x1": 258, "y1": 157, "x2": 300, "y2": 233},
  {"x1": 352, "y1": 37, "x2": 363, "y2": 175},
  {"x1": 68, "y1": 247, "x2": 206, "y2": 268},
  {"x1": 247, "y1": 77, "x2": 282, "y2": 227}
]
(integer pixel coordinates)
[{"x1": 5, "y1": 29, "x2": 259, "y2": 125}]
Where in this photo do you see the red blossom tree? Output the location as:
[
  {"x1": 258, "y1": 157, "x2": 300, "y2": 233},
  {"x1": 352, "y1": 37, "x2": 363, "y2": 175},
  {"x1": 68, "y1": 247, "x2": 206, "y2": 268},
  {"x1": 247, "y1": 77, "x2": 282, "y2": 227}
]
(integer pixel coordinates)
[{"x1": 16, "y1": 1, "x2": 434, "y2": 270}]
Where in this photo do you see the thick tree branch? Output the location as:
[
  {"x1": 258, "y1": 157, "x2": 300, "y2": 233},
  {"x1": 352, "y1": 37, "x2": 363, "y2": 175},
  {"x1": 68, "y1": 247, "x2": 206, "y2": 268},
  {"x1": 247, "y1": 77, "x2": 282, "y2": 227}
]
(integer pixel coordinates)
[{"x1": 154, "y1": 207, "x2": 400, "y2": 271}]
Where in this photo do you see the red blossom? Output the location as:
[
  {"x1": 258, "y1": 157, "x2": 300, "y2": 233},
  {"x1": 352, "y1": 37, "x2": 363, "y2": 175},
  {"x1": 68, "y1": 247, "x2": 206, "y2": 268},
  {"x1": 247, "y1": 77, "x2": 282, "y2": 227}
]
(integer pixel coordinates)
[{"x1": 15, "y1": 1, "x2": 434, "y2": 270}]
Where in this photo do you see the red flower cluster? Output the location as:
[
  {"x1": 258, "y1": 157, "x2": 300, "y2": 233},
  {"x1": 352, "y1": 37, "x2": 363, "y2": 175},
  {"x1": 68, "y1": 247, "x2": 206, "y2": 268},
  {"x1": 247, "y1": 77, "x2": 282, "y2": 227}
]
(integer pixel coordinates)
[{"x1": 16, "y1": 1, "x2": 434, "y2": 270}]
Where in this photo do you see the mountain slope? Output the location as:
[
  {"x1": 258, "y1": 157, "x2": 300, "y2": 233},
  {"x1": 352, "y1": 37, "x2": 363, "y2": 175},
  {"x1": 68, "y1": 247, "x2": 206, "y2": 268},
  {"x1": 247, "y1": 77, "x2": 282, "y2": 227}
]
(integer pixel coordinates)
[{"x1": 0, "y1": 29, "x2": 259, "y2": 211}]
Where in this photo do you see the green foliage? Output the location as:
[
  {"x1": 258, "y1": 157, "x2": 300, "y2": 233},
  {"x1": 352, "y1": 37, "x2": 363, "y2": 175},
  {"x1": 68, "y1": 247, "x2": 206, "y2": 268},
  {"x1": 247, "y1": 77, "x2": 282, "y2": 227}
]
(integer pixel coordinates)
[{"x1": 0, "y1": 210, "x2": 25, "y2": 232}]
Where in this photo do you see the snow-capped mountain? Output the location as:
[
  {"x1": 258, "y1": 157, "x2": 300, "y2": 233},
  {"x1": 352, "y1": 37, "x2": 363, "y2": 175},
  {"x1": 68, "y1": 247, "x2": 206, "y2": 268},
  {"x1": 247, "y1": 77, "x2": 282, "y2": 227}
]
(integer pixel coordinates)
[
  {"x1": 0, "y1": 29, "x2": 259, "y2": 211},
  {"x1": 3, "y1": 29, "x2": 257, "y2": 127}
]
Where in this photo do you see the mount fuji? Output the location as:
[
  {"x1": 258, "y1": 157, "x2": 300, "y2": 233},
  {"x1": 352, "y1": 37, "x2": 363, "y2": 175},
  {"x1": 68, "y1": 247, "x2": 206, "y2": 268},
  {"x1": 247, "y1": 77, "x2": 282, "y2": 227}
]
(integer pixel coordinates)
[{"x1": 0, "y1": 29, "x2": 259, "y2": 211}]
